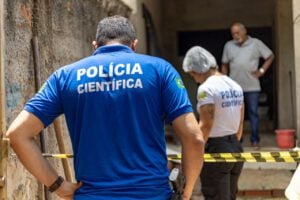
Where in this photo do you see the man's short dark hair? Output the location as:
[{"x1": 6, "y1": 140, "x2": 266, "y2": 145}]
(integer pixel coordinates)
[{"x1": 96, "y1": 15, "x2": 136, "y2": 47}]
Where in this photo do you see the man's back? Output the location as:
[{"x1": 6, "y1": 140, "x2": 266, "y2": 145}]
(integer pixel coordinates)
[
  {"x1": 6, "y1": 16, "x2": 204, "y2": 200},
  {"x1": 25, "y1": 44, "x2": 192, "y2": 199}
]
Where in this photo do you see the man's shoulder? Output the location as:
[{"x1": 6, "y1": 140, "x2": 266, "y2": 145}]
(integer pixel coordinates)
[
  {"x1": 58, "y1": 52, "x2": 174, "y2": 75},
  {"x1": 248, "y1": 36, "x2": 264, "y2": 44},
  {"x1": 137, "y1": 53, "x2": 170, "y2": 63},
  {"x1": 223, "y1": 40, "x2": 236, "y2": 50},
  {"x1": 134, "y1": 53, "x2": 174, "y2": 71},
  {"x1": 225, "y1": 39, "x2": 236, "y2": 45}
]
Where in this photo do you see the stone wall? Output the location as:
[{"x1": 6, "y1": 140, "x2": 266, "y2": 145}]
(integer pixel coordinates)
[{"x1": 4, "y1": 0, "x2": 130, "y2": 199}]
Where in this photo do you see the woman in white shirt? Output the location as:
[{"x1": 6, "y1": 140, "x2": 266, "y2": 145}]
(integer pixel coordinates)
[{"x1": 183, "y1": 46, "x2": 244, "y2": 200}]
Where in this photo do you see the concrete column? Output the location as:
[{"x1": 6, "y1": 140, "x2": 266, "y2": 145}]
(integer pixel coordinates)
[
  {"x1": 293, "y1": 0, "x2": 300, "y2": 145},
  {"x1": 275, "y1": 0, "x2": 295, "y2": 129}
]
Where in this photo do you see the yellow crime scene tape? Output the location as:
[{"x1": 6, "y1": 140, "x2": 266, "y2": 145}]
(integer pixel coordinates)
[
  {"x1": 41, "y1": 151, "x2": 300, "y2": 163},
  {"x1": 167, "y1": 151, "x2": 300, "y2": 163},
  {"x1": 42, "y1": 153, "x2": 73, "y2": 159}
]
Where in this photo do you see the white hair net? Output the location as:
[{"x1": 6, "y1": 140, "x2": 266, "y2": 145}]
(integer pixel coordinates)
[{"x1": 182, "y1": 46, "x2": 217, "y2": 73}]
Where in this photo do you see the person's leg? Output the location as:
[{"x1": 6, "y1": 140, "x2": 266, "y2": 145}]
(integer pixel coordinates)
[
  {"x1": 230, "y1": 138, "x2": 244, "y2": 199},
  {"x1": 201, "y1": 162, "x2": 233, "y2": 200},
  {"x1": 201, "y1": 139, "x2": 236, "y2": 200},
  {"x1": 230, "y1": 162, "x2": 244, "y2": 199},
  {"x1": 244, "y1": 92, "x2": 260, "y2": 145}
]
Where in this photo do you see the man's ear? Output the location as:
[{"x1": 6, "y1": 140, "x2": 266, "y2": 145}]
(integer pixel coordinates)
[
  {"x1": 92, "y1": 41, "x2": 98, "y2": 50},
  {"x1": 131, "y1": 39, "x2": 138, "y2": 51}
]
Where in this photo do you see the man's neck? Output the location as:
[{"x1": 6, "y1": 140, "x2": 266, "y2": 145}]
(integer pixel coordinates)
[
  {"x1": 105, "y1": 41, "x2": 123, "y2": 46},
  {"x1": 239, "y1": 35, "x2": 249, "y2": 45}
]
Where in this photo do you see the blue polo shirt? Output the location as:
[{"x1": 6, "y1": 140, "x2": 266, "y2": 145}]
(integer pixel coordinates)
[{"x1": 24, "y1": 45, "x2": 192, "y2": 199}]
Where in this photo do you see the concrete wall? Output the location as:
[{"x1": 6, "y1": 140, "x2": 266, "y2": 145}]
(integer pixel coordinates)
[
  {"x1": 293, "y1": 0, "x2": 300, "y2": 143},
  {"x1": 122, "y1": 0, "x2": 163, "y2": 54},
  {"x1": 4, "y1": 0, "x2": 130, "y2": 199},
  {"x1": 275, "y1": 0, "x2": 295, "y2": 129}
]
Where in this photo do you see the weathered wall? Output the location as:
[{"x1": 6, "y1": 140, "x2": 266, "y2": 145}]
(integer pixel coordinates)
[{"x1": 4, "y1": 0, "x2": 130, "y2": 199}]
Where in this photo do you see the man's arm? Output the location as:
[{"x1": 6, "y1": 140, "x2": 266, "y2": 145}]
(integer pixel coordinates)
[
  {"x1": 198, "y1": 104, "x2": 215, "y2": 142},
  {"x1": 5, "y1": 110, "x2": 81, "y2": 199},
  {"x1": 236, "y1": 103, "x2": 244, "y2": 141},
  {"x1": 253, "y1": 54, "x2": 275, "y2": 77},
  {"x1": 172, "y1": 112, "x2": 204, "y2": 200},
  {"x1": 262, "y1": 54, "x2": 275, "y2": 71},
  {"x1": 221, "y1": 63, "x2": 229, "y2": 75}
]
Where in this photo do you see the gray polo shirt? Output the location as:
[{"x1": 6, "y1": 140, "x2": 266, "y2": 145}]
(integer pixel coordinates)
[{"x1": 222, "y1": 36, "x2": 273, "y2": 92}]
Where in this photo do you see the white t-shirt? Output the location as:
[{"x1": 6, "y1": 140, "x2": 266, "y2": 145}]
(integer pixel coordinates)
[
  {"x1": 197, "y1": 75, "x2": 243, "y2": 138},
  {"x1": 222, "y1": 36, "x2": 273, "y2": 92}
]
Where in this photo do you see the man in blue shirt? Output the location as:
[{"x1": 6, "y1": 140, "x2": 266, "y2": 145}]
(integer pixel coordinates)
[{"x1": 6, "y1": 15, "x2": 204, "y2": 200}]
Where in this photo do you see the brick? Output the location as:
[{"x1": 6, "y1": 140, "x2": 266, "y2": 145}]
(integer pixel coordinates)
[
  {"x1": 243, "y1": 190, "x2": 272, "y2": 197},
  {"x1": 272, "y1": 189, "x2": 285, "y2": 197},
  {"x1": 237, "y1": 190, "x2": 245, "y2": 196}
]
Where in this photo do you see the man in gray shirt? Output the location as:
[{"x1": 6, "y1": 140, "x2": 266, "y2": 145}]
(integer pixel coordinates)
[{"x1": 221, "y1": 22, "x2": 274, "y2": 148}]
